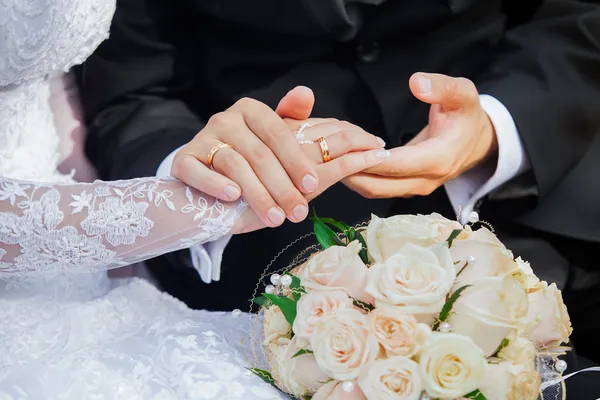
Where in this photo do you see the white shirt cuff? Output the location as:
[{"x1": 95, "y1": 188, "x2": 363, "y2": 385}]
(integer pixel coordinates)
[
  {"x1": 157, "y1": 146, "x2": 230, "y2": 283},
  {"x1": 444, "y1": 94, "x2": 531, "y2": 224}
]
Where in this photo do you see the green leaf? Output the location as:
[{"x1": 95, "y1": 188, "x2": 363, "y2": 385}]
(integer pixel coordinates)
[
  {"x1": 247, "y1": 368, "x2": 275, "y2": 385},
  {"x1": 433, "y1": 285, "x2": 471, "y2": 330},
  {"x1": 446, "y1": 229, "x2": 463, "y2": 247},
  {"x1": 354, "y1": 228, "x2": 370, "y2": 264},
  {"x1": 263, "y1": 293, "x2": 297, "y2": 325},
  {"x1": 456, "y1": 261, "x2": 469, "y2": 277},
  {"x1": 286, "y1": 273, "x2": 306, "y2": 301},
  {"x1": 353, "y1": 298, "x2": 375, "y2": 312},
  {"x1": 464, "y1": 389, "x2": 487, "y2": 400},
  {"x1": 252, "y1": 295, "x2": 268, "y2": 307},
  {"x1": 318, "y1": 217, "x2": 351, "y2": 232},
  {"x1": 491, "y1": 338, "x2": 510, "y2": 358},
  {"x1": 311, "y1": 211, "x2": 345, "y2": 249},
  {"x1": 292, "y1": 349, "x2": 314, "y2": 358}
]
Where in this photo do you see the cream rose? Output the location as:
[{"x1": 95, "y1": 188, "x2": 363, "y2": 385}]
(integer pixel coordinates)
[
  {"x1": 526, "y1": 281, "x2": 572, "y2": 347},
  {"x1": 367, "y1": 308, "x2": 430, "y2": 358},
  {"x1": 358, "y1": 356, "x2": 423, "y2": 400},
  {"x1": 515, "y1": 257, "x2": 540, "y2": 290},
  {"x1": 311, "y1": 309, "x2": 379, "y2": 381},
  {"x1": 263, "y1": 306, "x2": 292, "y2": 345},
  {"x1": 366, "y1": 213, "x2": 464, "y2": 263},
  {"x1": 449, "y1": 275, "x2": 529, "y2": 356},
  {"x1": 313, "y1": 381, "x2": 367, "y2": 400},
  {"x1": 293, "y1": 289, "x2": 353, "y2": 339},
  {"x1": 479, "y1": 361, "x2": 541, "y2": 400},
  {"x1": 451, "y1": 228, "x2": 517, "y2": 287},
  {"x1": 268, "y1": 337, "x2": 330, "y2": 397},
  {"x1": 366, "y1": 243, "x2": 455, "y2": 322},
  {"x1": 419, "y1": 332, "x2": 487, "y2": 399},
  {"x1": 498, "y1": 337, "x2": 537, "y2": 367},
  {"x1": 298, "y1": 241, "x2": 371, "y2": 303}
]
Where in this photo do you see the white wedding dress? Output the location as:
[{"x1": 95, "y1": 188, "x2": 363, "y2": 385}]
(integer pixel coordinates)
[{"x1": 0, "y1": 1, "x2": 284, "y2": 399}]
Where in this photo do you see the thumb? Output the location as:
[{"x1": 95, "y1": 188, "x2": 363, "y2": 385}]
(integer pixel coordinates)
[
  {"x1": 409, "y1": 73, "x2": 479, "y2": 110},
  {"x1": 275, "y1": 86, "x2": 315, "y2": 120}
]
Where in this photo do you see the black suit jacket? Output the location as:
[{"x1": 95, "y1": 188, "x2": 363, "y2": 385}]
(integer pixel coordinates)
[{"x1": 79, "y1": 0, "x2": 600, "y2": 240}]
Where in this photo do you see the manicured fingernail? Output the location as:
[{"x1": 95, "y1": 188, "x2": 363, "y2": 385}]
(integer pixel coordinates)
[
  {"x1": 301, "y1": 174, "x2": 318, "y2": 192},
  {"x1": 292, "y1": 204, "x2": 309, "y2": 221},
  {"x1": 417, "y1": 75, "x2": 432, "y2": 93},
  {"x1": 223, "y1": 185, "x2": 241, "y2": 201},
  {"x1": 267, "y1": 207, "x2": 286, "y2": 226},
  {"x1": 376, "y1": 150, "x2": 390, "y2": 158},
  {"x1": 377, "y1": 137, "x2": 386, "y2": 147}
]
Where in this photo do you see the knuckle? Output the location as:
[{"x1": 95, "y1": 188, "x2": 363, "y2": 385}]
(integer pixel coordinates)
[
  {"x1": 457, "y1": 77, "x2": 478, "y2": 102},
  {"x1": 338, "y1": 129, "x2": 352, "y2": 146},
  {"x1": 250, "y1": 145, "x2": 269, "y2": 162},
  {"x1": 235, "y1": 97, "x2": 256, "y2": 109},
  {"x1": 208, "y1": 112, "x2": 230, "y2": 128}
]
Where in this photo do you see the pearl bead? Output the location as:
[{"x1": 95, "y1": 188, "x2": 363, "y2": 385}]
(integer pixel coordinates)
[
  {"x1": 270, "y1": 274, "x2": 281, "y2": 285},
  {"x1": 468, "y1": 211, "x2": 479, "y2": 224},
  {"x1": 420, "y1": 394, "x2": 432, "y2": 400},
  {"x1": 245, "y1": 370, "x2": 253, "y2": 376},
  {"x1": 467, "y1": 256, "x2": 476, "y2": 264},
  {"x1": 439, "y1": 322, "x2": 451, "y2": 333},
  {"x1": 342, "y1": 381, "x2": 355, "y2": 393},
  {"x1": 556, "y1": 359, "x2": 568, "y2": 373},
  {"x1": 265, "y1": 285, "x2": 275, "y2": 294},
  {"x1": 280, "y1": 275, "x2": 293, "y2": 287},
  {"x1": 231, "y1": 309, "x2": 242, "y2": 318}
]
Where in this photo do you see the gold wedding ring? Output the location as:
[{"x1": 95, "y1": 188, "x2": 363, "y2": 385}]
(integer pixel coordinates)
[
  {"x1": 317, "y1": 137, "x2": 331, "y2": 163},
  {"x1": 207, "y1": 142, "x2": 233, "y2": 168}
]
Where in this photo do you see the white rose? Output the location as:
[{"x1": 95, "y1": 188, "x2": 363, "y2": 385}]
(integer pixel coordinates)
[
  {"x1": 311, "y1": 309, "x2": 379, "y2": 381},
  {"x1": 366, "y1": 243, "x2": 456, "y2": 323},
  {"x1": 293, "y1": 290, "x2": 353, "y2": 339},
  {"x1": 367, "y1": 213, "x2": 464, "y2": 264},
  {"x1": 515, "y1": 257, "x2": 540, "y2": 290},
  {"x1": 526, "y1": 281, "x2": 572, "y2": 347},
  {"x1": 263, "y1": 306, "x2": 291, "y2": 345},
  {"x1": 268, "y1": 337, "x2": 330, "y2": 397},
  {"x1": 479, "y1": 361, "x2": 541, "y2": 400},
  {"x1": 498, "y1": 337, "x2": 537, "y2": 368},
  {"x1": 312, "y1": 381, "x2": 367, "y2": 400},
  {"x1": 451, "y1": 228, "x2": 517, "y2": 287},
  {"x1": 367, "y1": 308, "x2": 430, "y2": 358},
  {"x1": 358, "y1": 356, "x2": 423, "y2": 400},
  {"x1": 449, "y1": 275, "x2": 529, "y2": 356},
  {"x1": 418, "y1": 332, "x2": 487, "y2": 399},
  {"x1": 298, "y1": 241, "x2": 371, "y2": 303}
]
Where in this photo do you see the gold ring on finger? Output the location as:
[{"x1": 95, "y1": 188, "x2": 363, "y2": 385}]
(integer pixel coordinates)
[
  {"x1": 317, "y1": 136, "x2": 331, "y2": 163},
  {"x1": 207, "y1": 142, "x2": 233, "y2": 168}
]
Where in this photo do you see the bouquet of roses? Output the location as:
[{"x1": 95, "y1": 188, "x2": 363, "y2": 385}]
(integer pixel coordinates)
[{"x1": 248, "y1": 213, "x2": 572, "y2": 400}]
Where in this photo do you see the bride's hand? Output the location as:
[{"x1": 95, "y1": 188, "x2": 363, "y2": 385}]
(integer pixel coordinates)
[
  {"x1": 171, "y1": 87, "x2": 386, "y2": 230},
  {"x1": 230, "y1": 120, "x2": 390, "y2": 234}
]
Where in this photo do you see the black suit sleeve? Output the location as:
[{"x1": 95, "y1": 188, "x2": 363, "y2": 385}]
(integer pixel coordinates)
[
  {"x1": 477, "y1": 0, "x2": 600, "y2": 199},
  {"x1": 79, "y1": 0, "x2": 203, "y2": 179}
]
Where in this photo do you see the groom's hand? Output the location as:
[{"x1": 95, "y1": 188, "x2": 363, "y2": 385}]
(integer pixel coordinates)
[{"x1": 343, "y1": 73, "x2": 498, "y2": 199}]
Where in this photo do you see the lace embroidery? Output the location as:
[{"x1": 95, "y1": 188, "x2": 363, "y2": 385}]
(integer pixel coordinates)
[{"x1": 0, "y1": 178, "x2": 247, "y2": 275}]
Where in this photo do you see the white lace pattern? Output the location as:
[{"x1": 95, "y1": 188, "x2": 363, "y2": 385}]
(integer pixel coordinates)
[{"x1": 0, "y1": 0, "x2": 285, "y2": 398}]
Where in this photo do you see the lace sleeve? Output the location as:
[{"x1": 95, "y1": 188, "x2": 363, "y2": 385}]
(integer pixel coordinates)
[{"x1": 0, "y1": 176, "x2": 247, "y2": 275}]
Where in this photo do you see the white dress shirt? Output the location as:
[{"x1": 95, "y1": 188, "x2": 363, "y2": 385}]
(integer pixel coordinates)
[{"x1": 157, "y1": 94, "x2": 530, "y2": 283}]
